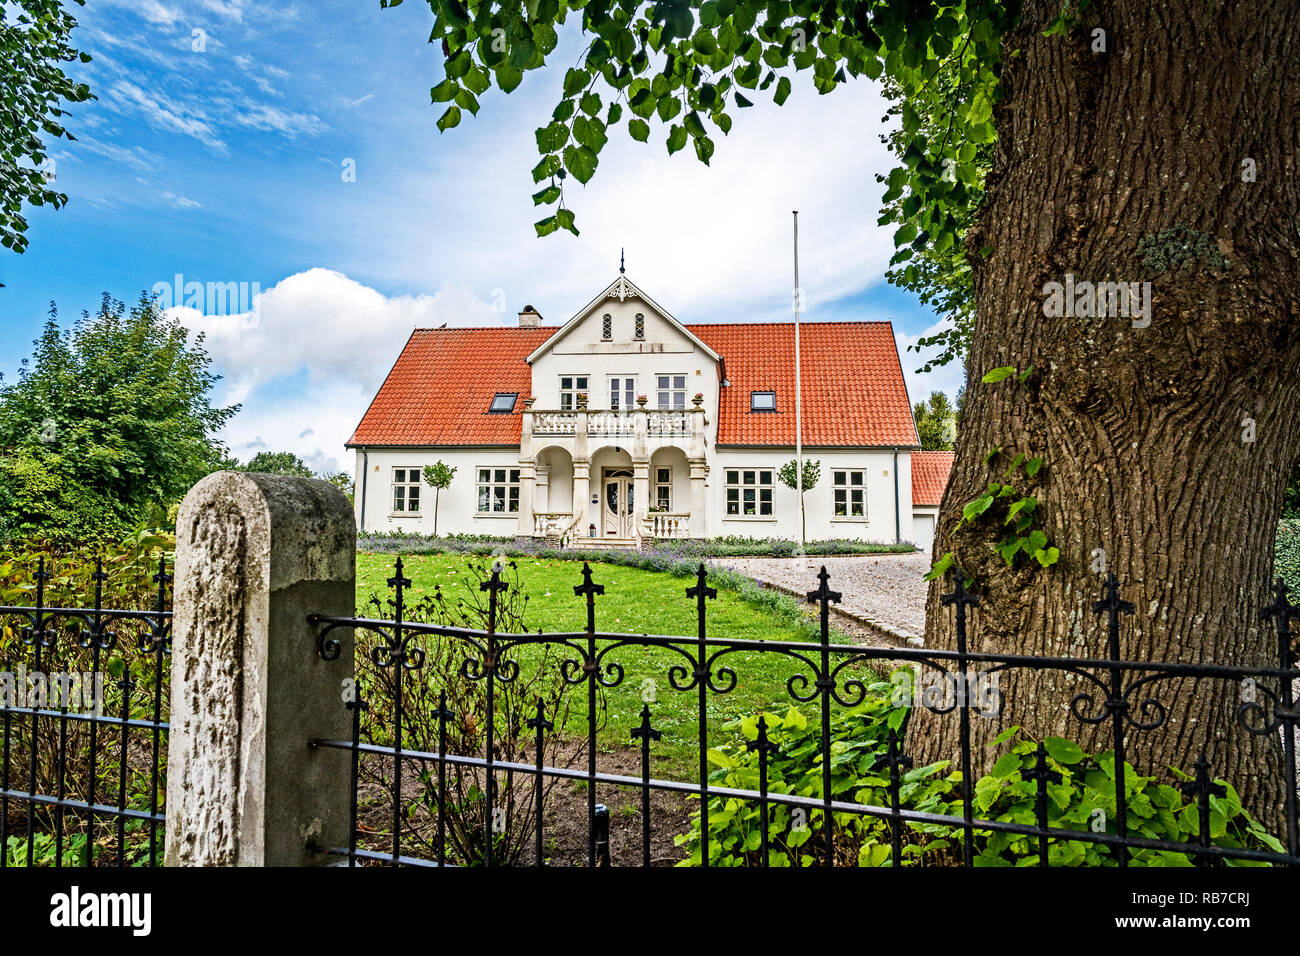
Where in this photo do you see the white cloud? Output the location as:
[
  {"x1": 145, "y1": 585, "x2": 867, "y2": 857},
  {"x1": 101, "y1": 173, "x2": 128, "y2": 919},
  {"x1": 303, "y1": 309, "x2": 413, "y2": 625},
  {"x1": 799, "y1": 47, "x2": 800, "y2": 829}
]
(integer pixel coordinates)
[
  {"x1": 168, "y1": 268, "x2": 506, "y2": 471},
  {"x1": 103, "y1": 79, "x2": 227, "y2": 151},
  {"x1": 200, "y1": 0, "x2": 248, "y2": 21}
]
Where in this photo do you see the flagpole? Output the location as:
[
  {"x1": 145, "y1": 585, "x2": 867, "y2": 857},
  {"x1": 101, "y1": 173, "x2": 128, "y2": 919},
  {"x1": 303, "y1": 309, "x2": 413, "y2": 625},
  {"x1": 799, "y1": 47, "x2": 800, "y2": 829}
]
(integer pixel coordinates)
[{"x1": 793, "y1": 210, "x2": 805, "y2": 553}]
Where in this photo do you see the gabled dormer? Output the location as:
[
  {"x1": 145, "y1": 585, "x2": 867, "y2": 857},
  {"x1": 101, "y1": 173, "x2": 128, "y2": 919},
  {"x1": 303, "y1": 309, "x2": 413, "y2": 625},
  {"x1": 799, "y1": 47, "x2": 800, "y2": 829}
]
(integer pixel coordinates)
[{"x1": 526, "y1": 275, "x2": 720, "y2": 413}]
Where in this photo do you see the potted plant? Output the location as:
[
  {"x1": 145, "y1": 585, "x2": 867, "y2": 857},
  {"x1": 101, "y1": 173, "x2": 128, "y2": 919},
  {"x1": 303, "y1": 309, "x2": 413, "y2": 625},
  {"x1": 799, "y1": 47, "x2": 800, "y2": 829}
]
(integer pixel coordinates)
[
  {"x1": 692, "y1": 392, "x2": 704, "y2": 408},
  {"x1": 576, "y1": 393, "x2": 588, "y2": 409},
  {"x1": 636, "y1": 394, "x2": 648, "y2": 407}
]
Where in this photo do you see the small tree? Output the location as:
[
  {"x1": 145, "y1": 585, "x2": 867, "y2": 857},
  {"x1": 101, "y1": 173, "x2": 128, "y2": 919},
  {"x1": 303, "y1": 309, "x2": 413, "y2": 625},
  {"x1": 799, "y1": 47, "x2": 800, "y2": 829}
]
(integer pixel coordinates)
[
  {"x1": 423, "y1": 461, "x2": 456, "y2": 536},
  {"x1": 912, "y1": 391, "x2": 958, "y2": 451},
  {"x1": 237, "y1": 451, "x2": 314, "y2": 478},
  {"x1": 777, "y1": 458, "x2": 820, "y2": 544}
]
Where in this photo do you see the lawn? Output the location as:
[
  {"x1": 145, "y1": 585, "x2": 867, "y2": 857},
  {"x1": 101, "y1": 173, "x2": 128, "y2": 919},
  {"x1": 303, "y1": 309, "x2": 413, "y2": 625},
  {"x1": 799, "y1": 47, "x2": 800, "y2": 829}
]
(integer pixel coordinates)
[{"x1": 355, "y1": 551, "x2": 855, "y2": 776}]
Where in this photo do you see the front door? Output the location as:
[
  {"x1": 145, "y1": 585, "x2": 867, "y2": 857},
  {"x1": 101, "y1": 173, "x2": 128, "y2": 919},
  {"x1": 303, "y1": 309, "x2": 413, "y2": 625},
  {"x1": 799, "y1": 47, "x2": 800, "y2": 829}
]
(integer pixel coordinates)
[{"x1": 603, "y1": 469, "x2": 634, "y2": 537}]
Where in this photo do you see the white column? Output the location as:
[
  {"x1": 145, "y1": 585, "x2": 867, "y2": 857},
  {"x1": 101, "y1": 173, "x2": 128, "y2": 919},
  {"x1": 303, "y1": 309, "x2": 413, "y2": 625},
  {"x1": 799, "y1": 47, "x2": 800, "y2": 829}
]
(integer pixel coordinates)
[{"x1": 689, "y1": 460, "x2": 708, "y2": 539}]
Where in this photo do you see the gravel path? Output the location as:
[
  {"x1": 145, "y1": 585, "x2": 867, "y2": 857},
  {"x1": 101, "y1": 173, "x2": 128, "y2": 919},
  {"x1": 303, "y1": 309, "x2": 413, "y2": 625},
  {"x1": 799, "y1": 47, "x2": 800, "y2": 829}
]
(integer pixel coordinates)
[{"x1": 711, "y1": 552, "x2": 932, "y2": 641}]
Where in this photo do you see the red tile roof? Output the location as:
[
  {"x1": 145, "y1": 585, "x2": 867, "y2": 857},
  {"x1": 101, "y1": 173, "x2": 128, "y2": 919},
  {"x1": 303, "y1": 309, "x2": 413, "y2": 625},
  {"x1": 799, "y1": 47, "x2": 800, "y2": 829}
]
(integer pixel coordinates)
[
  {"x1": 347, "y1": 327, "x2": 554, "y2": 447},
  {"x1": 349, "y1": 320, "x2": 920, "y2": 449},
  {"x1": 911, "y1": 451, "x2": 955, "y2": 506},
  {"x1": 690, "y1": 322, "x2": 920, "y2": 447}
]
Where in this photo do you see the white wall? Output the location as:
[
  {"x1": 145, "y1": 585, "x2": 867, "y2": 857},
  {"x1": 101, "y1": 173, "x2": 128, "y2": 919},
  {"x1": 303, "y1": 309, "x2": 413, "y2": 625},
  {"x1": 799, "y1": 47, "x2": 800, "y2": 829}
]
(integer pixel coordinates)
[
  {"x1": 354, "y1": 448, "x2": 524, "y2": 536},
  {"x1": 530, "y1": 296, "x2": 720, "y2": 418},
  {"x1": 913, "y1": 507, "x2": 939, "y2": 552},
  {"x1": 709, "y1": 448, "x2": 910, "y2": 542}
]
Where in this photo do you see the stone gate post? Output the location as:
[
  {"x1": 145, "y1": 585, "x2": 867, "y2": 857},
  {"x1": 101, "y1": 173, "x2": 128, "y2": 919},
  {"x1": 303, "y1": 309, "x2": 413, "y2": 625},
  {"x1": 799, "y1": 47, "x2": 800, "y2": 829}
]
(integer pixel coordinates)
[{"x1": 165, "y1": 472, "x2": 355, "y2": 866}]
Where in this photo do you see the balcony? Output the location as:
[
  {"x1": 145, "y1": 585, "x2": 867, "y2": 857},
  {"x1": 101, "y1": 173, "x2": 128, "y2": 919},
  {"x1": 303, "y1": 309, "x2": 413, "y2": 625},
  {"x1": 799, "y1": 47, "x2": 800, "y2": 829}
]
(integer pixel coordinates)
[{"x1": 522, "y1": 404, "x2": 706, "y2": 458}]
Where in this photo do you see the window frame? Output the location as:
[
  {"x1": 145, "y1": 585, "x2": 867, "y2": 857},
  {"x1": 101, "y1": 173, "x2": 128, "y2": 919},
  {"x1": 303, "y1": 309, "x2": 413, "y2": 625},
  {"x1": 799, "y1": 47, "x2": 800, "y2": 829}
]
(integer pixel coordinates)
[
  {"x1": 832, "y1": 469, "x2": 868, "y2": 520},
  {"x1": 654, "y1": 466, "x2": 673, "y2": 511},
  {"x1": 488, "y1": 392, "x2": 518, "y2": 414},
  {"x1": 559, "y1": 375, "x2": 589, "y2": 411},
  {"x1": 750, "y1": 390, "x2": 777, "y2": 412},
  {"x1": 601, "y1": 313, "x2": 612, "y2": 340},
  {"x1": 476, "y1": 466, "x2": 522, "y2": 515},
  {"x1": 608, "y1": 375, "x2": 636, "y2": 411},
  {"x1": 634, "y1": 312, "x2": 645, "y2": 340},
  {"x1": 724, "y1": 468, "x2": 775, "y2": 518},
  {"x1": 391, "y1": 467, "x2": 422, "y2": 514},
  {"x1": 656, "y1": 373, "x2": 688, "y2": 410}
]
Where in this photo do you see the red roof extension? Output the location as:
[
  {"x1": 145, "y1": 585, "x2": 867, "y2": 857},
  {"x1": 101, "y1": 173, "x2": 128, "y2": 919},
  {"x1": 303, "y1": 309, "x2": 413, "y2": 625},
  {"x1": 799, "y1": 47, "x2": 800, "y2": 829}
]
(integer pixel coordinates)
[
  {"x1": 911, "y1": 451, "x2": 955, "y2": 506},
  {"x1": 348, "y1": 321, "x2": 921, "y2": 448},
  {"x1": 691, "y1": 322, "x2": 919, "y2": 447},
  {"x1": 348, "y1": 327, "x2": 554, "y2": 446}
]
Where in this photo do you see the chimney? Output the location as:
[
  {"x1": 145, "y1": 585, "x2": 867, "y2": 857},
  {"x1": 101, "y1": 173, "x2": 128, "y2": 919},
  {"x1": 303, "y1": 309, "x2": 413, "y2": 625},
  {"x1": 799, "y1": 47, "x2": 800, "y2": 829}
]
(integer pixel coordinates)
[{"x1": 518, "y1": 304, "x2": 541, "y2": 327}]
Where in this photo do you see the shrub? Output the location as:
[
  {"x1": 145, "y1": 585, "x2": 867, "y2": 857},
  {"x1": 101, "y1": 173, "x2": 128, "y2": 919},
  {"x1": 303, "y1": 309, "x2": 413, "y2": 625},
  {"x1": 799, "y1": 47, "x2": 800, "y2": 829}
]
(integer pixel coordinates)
[
  {"x1": 353, "y1": 559, "x2": 594, "y2": 865},
  {"x1": 675, "y1": 677, "x2": 1283, "y2": 867},
  {"x1": 1277, "y1": 519, "x2": 1300, "y2": 594}
]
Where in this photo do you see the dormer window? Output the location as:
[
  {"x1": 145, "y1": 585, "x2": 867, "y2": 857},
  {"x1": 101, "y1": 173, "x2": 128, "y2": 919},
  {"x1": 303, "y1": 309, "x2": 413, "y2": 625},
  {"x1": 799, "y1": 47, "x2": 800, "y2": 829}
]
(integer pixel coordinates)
[
  {"x1": 602, "y1": 314, "x2": 612, "y2": 340},
  {"x1": 751, "y1": 391, "x2": 776, "y2": 412},
  {"x1": 634, "y1": 313, "x2": 645, "y2": 340},
  {"x1": 489, "y1": 392, "x2": 517, "y2": 413}
]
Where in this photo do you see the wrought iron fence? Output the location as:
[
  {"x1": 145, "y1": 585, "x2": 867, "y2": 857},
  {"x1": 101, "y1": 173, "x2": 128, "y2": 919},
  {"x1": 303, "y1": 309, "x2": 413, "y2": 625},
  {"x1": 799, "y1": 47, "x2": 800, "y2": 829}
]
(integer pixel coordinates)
[
  {"x1": 0, "y1": 557, "x2": 171, "y2": 867},
  {"x1": 308, "y1": 559, "x2": 1300, "y2": 868}
]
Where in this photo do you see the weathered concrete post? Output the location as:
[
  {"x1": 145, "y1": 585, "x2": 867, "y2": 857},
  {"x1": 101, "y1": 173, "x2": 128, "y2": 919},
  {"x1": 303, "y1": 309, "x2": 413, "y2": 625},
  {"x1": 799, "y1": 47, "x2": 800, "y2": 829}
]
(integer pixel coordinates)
[{"x1": 166, "y1": 472, "x2": 355, "y2": 866}]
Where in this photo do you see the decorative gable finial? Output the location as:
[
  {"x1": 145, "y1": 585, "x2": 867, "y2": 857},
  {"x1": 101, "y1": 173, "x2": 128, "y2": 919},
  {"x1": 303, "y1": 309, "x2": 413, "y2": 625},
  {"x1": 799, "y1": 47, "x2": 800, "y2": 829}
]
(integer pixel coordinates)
[
  {"x1": 620, "y1": 247, "x2": 625, "y2": 274},
  {"x1": 608, "y1": 276, "x2": 634, "y2": 302}
]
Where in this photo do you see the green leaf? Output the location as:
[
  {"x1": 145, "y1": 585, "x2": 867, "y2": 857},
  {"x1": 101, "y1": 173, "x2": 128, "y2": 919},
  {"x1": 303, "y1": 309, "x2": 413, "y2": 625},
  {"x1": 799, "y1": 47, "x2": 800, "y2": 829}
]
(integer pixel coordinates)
[
  {"x1": 666, "y1": 124, "x2": 687, "y2": 155},
  {"x1": 628, "y1": 118, "x2": 650, "y2": 142},
  {"x1": 962, "y1": 493, "x2": 994, "y2": 522},
  {"x1": 981, "y1": 366, "x2": 1016, "y2": 384},
  {"x1": 563, "y1": 144, "x2": 598, "y2": 184},
  {"x1": 1025, "y1": 457, "x2": 1044, "y2": 478},
  {"x1": 774, "y1": 76, "x2": 792, "y2": 106},
  {"x1": 1033, "y1": 546, "x2": 1060, "y2": 568},
  {"x1": 923, "y1": 551, "x2": 954, "y2": 582},
  {"x1": 1044, "y1": 737, "x2": 1085, "y2": 765},
  {"x1": 436, "y1": 105, "x2": 462, "y2": 132}
]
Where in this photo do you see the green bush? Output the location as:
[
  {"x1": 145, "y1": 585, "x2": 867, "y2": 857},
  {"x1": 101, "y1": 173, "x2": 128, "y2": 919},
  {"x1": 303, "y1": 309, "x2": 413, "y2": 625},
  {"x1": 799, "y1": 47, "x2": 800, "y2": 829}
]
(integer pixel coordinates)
[
  {"x1": 1277, "y1": 519, "x2": 1300, "y2": 594},
  {"x1": 675, "y1": 677, "x2": 1283, "y2": 867}
]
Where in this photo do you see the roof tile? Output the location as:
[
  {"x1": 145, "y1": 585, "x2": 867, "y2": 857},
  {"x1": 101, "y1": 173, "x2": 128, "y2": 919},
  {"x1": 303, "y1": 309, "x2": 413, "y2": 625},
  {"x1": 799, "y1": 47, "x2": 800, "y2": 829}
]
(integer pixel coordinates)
[
  {"x1": 911, "y1": 451, "x2": 955, "y2": 506},
  {"x1": 690, "y1": 322, "x2": 920, "y2": 447}
]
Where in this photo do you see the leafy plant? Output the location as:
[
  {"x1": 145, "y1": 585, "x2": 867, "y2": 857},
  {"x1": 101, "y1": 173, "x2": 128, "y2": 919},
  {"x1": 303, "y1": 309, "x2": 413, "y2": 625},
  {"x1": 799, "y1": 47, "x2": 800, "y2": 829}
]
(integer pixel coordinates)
[
  {"x1": 422, "y1": 461, "x2": 458, "y2": 536},
  {"x1": 354, "y1": 559, "x2": 593, "y2": 866},
  {"x1": 675, "y1": 682, "x2": 1284, "y2": 867}
]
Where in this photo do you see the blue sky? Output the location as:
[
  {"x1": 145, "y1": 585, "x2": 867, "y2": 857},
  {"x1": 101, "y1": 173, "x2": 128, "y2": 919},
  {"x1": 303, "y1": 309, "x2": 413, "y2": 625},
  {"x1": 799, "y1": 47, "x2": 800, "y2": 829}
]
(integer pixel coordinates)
[{"x1": 2, "y1": 0, "x2": 962, "y2": 474}]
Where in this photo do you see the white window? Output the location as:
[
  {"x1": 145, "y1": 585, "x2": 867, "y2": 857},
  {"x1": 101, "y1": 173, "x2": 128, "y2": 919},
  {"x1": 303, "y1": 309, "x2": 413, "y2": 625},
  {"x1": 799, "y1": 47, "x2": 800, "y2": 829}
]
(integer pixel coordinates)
[
  {"x1": 634, "y1": 313, "x2": 645, "y2": 340},
  {"x1": 725, "y1": 468, "x2": 773, "y2": 517},
  {"x1": 477, "y1": 467, "x2": 521, "y2": 513},
  {"x1": 392, "y1": 467, "x2": 421, "y2": 513},
  {"x1": 601, "y1": 313, "x2": 612, "y2": 340},
  {"x1": 560, "y1": 375, "x2": 588, "y2": 410},
  {"x1": 751, "y1": 391, "x2": 776, "y2": 411},
  {"x1": 656, "y1": 374, "x2": 687, "y2": 410},
  {"x1": 654, "y1": 467, "x2": 672, "y2": 510},
  {"x1": 609, "y1": 376, "x2": 636, "y2": 410},
  {"x1": 833, "y1": 469, "x2": 867, "y2": 518}
]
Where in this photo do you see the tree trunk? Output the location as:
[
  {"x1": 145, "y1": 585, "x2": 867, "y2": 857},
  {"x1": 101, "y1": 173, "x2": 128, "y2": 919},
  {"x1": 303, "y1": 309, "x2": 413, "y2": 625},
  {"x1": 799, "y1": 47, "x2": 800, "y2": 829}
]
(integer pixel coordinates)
[
  {"x1": 434, "y1": 487, "x2": 440, "y2": 537},
  {"x1": 910, "y1": 0, "x2": 1300, "y2": 830}
]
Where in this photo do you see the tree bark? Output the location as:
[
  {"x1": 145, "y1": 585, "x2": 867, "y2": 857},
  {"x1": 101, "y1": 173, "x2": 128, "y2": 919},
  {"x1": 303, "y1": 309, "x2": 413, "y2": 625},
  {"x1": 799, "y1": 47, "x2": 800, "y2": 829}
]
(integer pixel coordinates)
[{"x1": 910, "y1": 0, "x2": 1300, "y2": 831}]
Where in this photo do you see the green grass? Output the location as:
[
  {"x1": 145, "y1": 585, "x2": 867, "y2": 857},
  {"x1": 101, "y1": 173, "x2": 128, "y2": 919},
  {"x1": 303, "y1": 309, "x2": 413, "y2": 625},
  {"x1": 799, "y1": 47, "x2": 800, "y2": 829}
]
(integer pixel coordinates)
[{"x1": 356, "y1": 551, "x2": 848, "y2": 776}]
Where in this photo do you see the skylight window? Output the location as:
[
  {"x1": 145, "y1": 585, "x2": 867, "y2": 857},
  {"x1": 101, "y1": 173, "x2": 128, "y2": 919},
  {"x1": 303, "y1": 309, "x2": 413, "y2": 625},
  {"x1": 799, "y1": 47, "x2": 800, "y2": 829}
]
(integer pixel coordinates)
[
  {"x1": 489, "y1": 392, "x2": 518, "y2": 413},
  {"x1": 750, "y1": 391, "x2": 776, "y2": 411}
]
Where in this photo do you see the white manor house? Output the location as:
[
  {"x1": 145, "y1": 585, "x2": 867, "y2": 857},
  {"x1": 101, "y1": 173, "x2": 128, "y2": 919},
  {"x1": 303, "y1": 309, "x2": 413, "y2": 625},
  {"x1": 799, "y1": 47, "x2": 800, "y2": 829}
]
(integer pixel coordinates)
[{"x1": 348, "y1": 273, "x2": 953, "y2": 549}]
